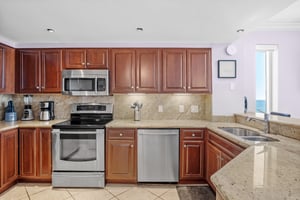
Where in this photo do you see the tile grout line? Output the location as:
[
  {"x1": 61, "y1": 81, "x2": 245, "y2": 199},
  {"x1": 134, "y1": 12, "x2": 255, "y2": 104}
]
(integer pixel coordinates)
[
  {"x1": 105, "y1": 186, "x2": 132, "y2": 199},
  {"x1": 24, "y1": 185, "x2": 32, "y2": 200},
  {"x1": 66, "y1": 189, "x2": 76, "y2": 200},
  {"x1": 104, "y1": 188, "x2": 120, "y2": 200}
]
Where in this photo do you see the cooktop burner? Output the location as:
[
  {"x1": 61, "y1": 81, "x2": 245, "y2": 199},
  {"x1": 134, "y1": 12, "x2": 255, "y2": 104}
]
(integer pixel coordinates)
[
  {"x1": 52, "y1": 103, "x2": 113, "y2": 129},
  {"x1": 52, "y1": 120, "x2": 109, "y2": 129}
]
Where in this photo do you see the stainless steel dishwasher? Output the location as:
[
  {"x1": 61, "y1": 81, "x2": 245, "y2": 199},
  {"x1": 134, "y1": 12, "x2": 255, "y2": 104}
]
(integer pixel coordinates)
[{"x1": 137, "y1": 129, "x2": 179, "y2": 182}]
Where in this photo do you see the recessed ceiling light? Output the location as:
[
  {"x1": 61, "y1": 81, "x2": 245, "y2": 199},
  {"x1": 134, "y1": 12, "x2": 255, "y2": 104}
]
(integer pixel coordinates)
[
  {"x1": 236, "y1": 29, "x2": 244, "y2": 33},
  {"x1": 46, "y1": 28, "x2": 55, "y2": 33},
  {"x1": 136, "y1": 27, "x2": 144, "y2": 31}
]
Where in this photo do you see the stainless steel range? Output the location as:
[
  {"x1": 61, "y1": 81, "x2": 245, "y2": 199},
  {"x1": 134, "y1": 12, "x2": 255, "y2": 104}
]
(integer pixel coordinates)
[{"x1": 52, "y1": 103, "x2": 113, "y2": 188}]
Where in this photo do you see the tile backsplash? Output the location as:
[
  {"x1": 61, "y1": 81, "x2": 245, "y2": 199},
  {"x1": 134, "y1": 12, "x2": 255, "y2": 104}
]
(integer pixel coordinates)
[
  {"x1": 114, "y1": 94, "x2": 212, "y2": 120},
  {"x1": 10, "y1": 94, "x2": 114, "y2": 120},
  {"x1": 1, "y1": 93, "x2": 212, "y2": 121}
]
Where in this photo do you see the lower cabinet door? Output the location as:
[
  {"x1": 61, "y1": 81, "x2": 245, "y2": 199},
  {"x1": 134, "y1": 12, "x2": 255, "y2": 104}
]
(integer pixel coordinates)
[
  {"x1": 19, "y1": 128, "x2": 52, "y2": 181},
  {"x1": 1, "y1": 129, "x2": 18, "y2": 187},
  {"x1": 180, "y1": 140, "x2": 204, "y2": 181},
  {"x1": 19, "y1": 128, "x2": 37, "y2": 177},
  {"x1": 206, "y1": 142, "x2": 221, "y2": 191},
  {"x1": 38, "y1": 129, "x2": 52, "y2": 179},
  {"x1": 106, "y1": 140, "x2": 136, "y2": 183}
]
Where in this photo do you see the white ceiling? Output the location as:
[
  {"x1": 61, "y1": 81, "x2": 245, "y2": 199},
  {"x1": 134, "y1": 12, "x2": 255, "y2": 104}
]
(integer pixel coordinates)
[{"x1": 0, "y1": 0, "x2": 299, "y2": 48}]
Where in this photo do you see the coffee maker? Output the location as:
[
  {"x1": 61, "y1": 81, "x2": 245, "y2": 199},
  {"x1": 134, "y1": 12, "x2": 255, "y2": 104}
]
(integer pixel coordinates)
[
  {"x1": 39, "y1": 101, "x2": 55, "y2": 121},
  {"x1": 21, "y1": 95, "x2": 34, "y2": 121}
]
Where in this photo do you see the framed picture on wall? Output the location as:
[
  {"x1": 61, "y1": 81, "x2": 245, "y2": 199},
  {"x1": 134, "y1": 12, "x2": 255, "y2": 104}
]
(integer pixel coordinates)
[{"x1": 218, "y1": 60, "x2": 236, "y2": 78}]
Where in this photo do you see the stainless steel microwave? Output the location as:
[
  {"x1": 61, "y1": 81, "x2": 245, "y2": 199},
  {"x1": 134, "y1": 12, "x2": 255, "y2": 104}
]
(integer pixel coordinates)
[{"x1": 62, "y1": 69, "x2": 109, "y2": 96}]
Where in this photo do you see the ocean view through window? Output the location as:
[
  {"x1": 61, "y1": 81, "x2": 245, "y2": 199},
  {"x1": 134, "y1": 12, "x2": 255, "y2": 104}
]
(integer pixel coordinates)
[{"x1": 255, "y1": 45, "x2": 278, "y2": 113}]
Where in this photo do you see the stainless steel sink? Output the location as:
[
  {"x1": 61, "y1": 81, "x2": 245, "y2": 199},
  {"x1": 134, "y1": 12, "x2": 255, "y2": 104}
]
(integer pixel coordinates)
[
  {"x1": 241, "y1": 136, "x2": 279, "y2": 142},
  {"x1": 218, "y1": 127, "x2": 260, "y2": 136},
  {"x1": 218, "y1": 127, "x2": 279, "y2": 142}
]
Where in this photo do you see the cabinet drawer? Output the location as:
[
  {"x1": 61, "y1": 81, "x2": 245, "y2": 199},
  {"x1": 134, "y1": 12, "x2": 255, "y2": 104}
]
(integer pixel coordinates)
[
  {"x1": 181, "y1": 129, "x2": 204, "y2": 140},
  {"x1": 107, "y1": 128, "x2": 135, "y2": 140}
]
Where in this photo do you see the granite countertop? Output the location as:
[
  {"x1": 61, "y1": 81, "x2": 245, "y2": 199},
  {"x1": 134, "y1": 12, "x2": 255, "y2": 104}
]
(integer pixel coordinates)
[
  {"x1": 107, "y1": 119, "x2": 300, "y2": 200},
  {"x1": 1, "y1": 118, "x2": 300, "y2": 199},
  {"x1": 0, "y1": 119, "x2": 66, "y2": 132},
  {"x1": 106, "y1": 119, "x2": 210, "y2": 128}
]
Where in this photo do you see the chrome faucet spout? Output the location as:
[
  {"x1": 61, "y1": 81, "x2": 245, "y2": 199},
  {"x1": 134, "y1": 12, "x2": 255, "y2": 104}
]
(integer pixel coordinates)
[{"x1": 245, "y1": 112, "x2": 270, "y2": 134}]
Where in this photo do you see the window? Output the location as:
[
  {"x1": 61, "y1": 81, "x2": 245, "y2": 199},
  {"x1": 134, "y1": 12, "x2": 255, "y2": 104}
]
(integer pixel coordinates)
[{"x1": 255, "y1": 45, "x2": 278, "y2": 113}]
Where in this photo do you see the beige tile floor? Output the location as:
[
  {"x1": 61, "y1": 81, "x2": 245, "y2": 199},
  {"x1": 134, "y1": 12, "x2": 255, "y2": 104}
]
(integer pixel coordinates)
[{"x1": 0, "y1": 183, "x2": 180, "y2": 200}]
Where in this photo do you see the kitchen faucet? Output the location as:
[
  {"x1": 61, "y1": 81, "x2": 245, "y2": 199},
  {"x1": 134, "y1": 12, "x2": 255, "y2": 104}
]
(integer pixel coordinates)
[
  {"x1": 244, "y1": 96, "x2": 247, "y2": 113},
  {"x1": 246, "y1": 110, "x2": 270, "y2": 134}
]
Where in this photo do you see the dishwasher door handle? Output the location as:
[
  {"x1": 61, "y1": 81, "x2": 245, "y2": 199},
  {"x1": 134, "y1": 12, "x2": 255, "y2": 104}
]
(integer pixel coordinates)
[{"x1": 138, "y1": 132, "x2": 178, "y2": 136}]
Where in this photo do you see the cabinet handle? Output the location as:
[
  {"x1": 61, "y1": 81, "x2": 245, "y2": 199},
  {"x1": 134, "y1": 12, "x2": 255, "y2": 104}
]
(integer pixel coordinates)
[
  {"x1": 183, "y1": 86, "x2": 186, "y2": 89},
  {"x1": 188, "y1": 86, "x2": 191, "y2": 89},
  {"x1": 184, "y1": 145, "x2": 187, "y2": 148},
  {"x1": 119, "y1": 133, "x2": 123, "y2": 136},
  {"x1": 192, "y1": 133, "x2": 195, "y2": 137},
  {"x1": 36, "y1": 86, "x2": 40, "y2": 89},
  {"x1": 136, "y1": 86, "x2": 139, "y2": 89},
  {"x1": 86, "y1": 62, "x2": 90, "y2": 65},
  {"x1": 130, "y1": 144, "x2": 134, "y2": 148},
  {"x1": 41, "y1": 86, "x2": 45, "y2": 89},
  {"x1": 131, "y1": 86, "x2": 134, "y2": 89},
  {"x1": 82, "y1": 62, "x2": 85, "y2": 65}
]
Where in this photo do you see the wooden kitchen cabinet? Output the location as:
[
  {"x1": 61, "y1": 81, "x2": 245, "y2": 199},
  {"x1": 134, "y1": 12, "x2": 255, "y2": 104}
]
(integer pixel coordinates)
[
  {"x1": 19, "y1": 128, "x2": 52, "y2": 182},
  {"x1": 16, "y1": 49, "x2": 62, "y2": 93},
  {"x1": 180, "y1": 128, "x2": 205, "y2": 183},
  {"x1": 0, "y1": 128, "x2": 18, "y2": 193},
  {"x1": 110, "y1": 49, "x2": 135, "y2": 93},
  {"x1": 206, "y1": 130, "x2": 244, "y2": 191},
  {"x1": 106, "y1": 128, "x2": 137, "y2": 183},
  {"x1": 186, "y1": 49, "x2": 211, "y2": 93},
  {"x1": 63, "y1": 48, "x2": 108, "y2": 69},
  {"x1": 162, "y1": 49, "x2": 186, "y2": 92},
  {"x1": 110, "y1": 48, "x2": 160, "y2": 93},
  {"x1": 0, "y1": 44, "x2": 15, "y2": 94},
  {"x1": 162, "y1": 48, "x2": 211, "y2": 93}
]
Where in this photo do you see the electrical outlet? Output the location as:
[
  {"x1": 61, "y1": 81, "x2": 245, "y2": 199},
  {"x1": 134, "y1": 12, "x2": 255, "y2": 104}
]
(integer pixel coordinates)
[
  {"x1": 179, "y1": 105, "x2": 184, "y2": 113},
  {"x1": 158, "y1": 105, "x2": 163, "y2": 112},
  {"x1": 191, "y1": 105, "x2": 199, "y2": 113}
]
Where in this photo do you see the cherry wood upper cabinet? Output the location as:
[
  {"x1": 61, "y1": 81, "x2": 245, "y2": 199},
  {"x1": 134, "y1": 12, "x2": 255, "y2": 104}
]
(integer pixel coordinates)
[
  {"x1": 0, "y1": 44, "x2": 15, "y2": 94},
  {"x1": 162, "y1": 49, "x2": 186, "y2": 92},
  {"x1": 63, "y1": 49, "x2": 108, "y2": 69},
  {"x1": 110, "y1": 49, "x2": 160, "y2": 93},
  {"x1": 135, "y1": 49, "x2": 160, "y2": 93},
  {"x1": 41, "y1": 50, "x2": 62, "y2": 93},
  {"x1": 17, "y1": 50, "x2": 41, "y2": 93},
  {"x1": 110, "y1": 49, "x2": 136, "y2": 93},
  {"x1": 16, "y1": 49, "x2": 62, "y2": 93},
  {"x1": 186, "y1": 49, "x2": 211, "y2": 93}
]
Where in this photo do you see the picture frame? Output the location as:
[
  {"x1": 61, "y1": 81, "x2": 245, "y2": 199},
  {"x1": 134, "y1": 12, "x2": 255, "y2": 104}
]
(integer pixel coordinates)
[{"x1": 218, "y1": 60, "x2": 236, "y2": 78}]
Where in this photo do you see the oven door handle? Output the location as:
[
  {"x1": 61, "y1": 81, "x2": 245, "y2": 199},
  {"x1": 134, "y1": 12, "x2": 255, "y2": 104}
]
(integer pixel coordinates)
[{"x1": 59, "y1": 130, "x2": 98, "y2": 134}]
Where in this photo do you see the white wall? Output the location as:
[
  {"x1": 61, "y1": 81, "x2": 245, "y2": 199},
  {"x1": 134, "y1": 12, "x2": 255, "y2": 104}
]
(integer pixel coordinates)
[{"x1": 212, "y1": 31, "x2": 300, "y2": 118}]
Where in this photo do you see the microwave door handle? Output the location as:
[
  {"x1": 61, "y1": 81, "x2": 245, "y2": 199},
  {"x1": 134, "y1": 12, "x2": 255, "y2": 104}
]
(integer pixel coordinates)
[
  {"x1": 62, "y1": 78, "x2": 65, "y2": 91},
  {"x1": 95, "y1": 78, "x2": 98, "y2": 93}
]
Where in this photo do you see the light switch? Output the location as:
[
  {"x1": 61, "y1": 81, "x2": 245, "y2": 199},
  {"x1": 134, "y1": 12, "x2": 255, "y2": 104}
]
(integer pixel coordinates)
[{"x1": 179, "y1": 105, "x2": 184, "y2": 113}]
